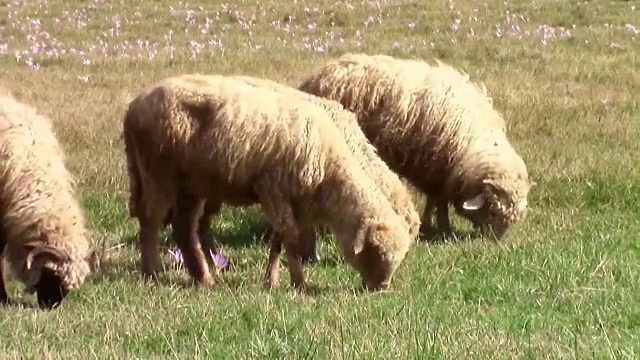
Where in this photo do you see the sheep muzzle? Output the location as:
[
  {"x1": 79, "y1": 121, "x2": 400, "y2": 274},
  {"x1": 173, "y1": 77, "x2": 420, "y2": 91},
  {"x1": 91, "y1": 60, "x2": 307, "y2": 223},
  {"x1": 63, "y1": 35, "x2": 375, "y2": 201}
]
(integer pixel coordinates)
[
  {"x1": 363, "y1": 279, "x2": 390, "y2": 292},
  {"x1": 35, "y1": 267, "x2": 69, "y2": 310}
]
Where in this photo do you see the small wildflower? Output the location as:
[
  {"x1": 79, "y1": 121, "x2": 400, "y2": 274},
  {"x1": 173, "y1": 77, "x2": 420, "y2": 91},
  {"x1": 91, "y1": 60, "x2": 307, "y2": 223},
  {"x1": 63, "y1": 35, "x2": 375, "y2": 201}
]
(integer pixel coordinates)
[
  {"x1": 168, "y1": 247, "x2": 183, "y2": 263},
  {"x1": 210, "y1": 251, "x2": 229, "y2": 270}
]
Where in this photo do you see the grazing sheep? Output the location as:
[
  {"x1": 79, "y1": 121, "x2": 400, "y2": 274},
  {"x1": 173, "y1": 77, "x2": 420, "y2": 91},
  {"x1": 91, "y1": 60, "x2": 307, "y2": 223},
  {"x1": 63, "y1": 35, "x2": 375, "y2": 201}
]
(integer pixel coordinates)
[
  {"x1": 163, "y1": 74, "x2": 420, "y2": 265},
  {"x1": 297, "y1": 53, "x2": 531, "y2": 240},
  {"x1": 123, "y1": 73, "x2": 415, "y2": 291},
  {"x1": 0, "y1": 90, "x2": 98, "y2": 309}
]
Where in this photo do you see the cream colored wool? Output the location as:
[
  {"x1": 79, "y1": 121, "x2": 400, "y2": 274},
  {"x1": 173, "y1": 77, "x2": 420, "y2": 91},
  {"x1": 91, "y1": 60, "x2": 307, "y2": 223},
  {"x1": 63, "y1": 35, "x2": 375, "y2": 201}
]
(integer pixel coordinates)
[
  {"x1": 123, "y1": 73, "x2": 415, "y2": 290},
  {"x1": 164, "y1": 74, "x2": 420, "y2": 264},
  {"x1": 229, "y1": 75, "x2": 420, "y2": 239},
  {"x1": 0, "y1": 90, "x2": 96, "y2": 304},
  {"x1": 297, "y1": 53, "x2": 531, "y2": 239}
]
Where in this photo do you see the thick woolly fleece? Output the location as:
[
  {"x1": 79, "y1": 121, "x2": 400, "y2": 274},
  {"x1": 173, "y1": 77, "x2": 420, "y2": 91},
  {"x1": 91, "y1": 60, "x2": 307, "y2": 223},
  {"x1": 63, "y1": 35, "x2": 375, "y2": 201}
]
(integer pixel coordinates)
[
  {"x1": 0, "y1": 91, "x2": 95, "y2": 305},
  {"x1": 297, "y1": 53, "x2": 531, "y2": 238},
  {"x1": 123, "y1": 73, "x2": 415, "y2": 289}
]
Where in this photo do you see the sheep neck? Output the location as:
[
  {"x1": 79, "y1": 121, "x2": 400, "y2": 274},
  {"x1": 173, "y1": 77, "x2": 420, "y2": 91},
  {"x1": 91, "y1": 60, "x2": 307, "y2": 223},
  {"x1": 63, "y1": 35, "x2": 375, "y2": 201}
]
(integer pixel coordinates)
[{"x1": 314, "y1": 166, "x2": 382, "y2": 234}]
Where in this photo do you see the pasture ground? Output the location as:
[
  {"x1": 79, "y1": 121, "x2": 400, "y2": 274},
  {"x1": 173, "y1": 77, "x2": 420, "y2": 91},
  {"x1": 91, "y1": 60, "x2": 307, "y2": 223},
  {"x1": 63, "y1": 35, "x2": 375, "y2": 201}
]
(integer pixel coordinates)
[{"x1": 0, "y1": 0, "x2": 638, "y2": 358}]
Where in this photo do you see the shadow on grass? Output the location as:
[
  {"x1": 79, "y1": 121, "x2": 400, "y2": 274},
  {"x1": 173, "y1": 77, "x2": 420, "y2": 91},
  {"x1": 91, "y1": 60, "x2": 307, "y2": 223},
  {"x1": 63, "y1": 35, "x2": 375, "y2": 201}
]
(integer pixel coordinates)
[
  {"x1": 314, "y1": 252, "x2": 343, "y2": 268},
  {"x1": 418, "y1": 228, "x2": 480, "y2": 245},
  {"x1": 89, "y1": 245, "x2": 384, "y2": 299},
  {"x1": 0, "y1": 299, "x2": 38, "y2": 309},
  {"x1": 120, "y1": 217, "x2": 271, "y2": 250},
  {"x1": 89, "y1": 255, "x2": 141, "y2": 283},
  {"x1": 92, "y1": 255, "x2": 218, "y2": 290}
]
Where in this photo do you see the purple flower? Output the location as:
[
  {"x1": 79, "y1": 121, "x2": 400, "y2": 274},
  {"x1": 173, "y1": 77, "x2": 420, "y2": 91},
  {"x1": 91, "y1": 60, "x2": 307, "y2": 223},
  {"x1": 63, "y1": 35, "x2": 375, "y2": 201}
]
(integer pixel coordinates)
[
  {"x1": 168, "y1": 247, "x2": 183, "y2": 263},
  {"x1": 210, "y1": 250, "x2": 229, "y2": 270},
  {"x1": 168, "y1": 247, "x2": 229, "y2": 270}
]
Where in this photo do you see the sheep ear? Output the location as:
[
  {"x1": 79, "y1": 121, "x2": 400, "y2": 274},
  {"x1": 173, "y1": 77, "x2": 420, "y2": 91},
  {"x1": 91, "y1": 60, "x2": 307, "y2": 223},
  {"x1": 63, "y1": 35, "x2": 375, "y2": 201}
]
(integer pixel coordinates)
[
  {"x1": 482, "y1": 179, "x2": 511, "y2": 209},
  {"x1": 462, "y1": 193, "x2": 485, "y2": 211},
  {"x1": 353, "y1": 224, "x2": 367, "y2": 255},
  {"x1": 354, "y1": 222, "x2": 388, "y2": 255},
  {"x1": 24, "y1": 242, "x2": 70, "y2": 270}
]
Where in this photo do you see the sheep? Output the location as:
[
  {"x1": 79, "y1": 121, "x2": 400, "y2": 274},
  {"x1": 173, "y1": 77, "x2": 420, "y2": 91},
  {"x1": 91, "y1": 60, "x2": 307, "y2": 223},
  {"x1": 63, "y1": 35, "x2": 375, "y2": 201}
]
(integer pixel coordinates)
[
  {"x1": 297, "y1": 53, "x2": 531, "y2": 240},
  {"x1": 158, "y1": 74, "x2": 420, "y2": 266},
  {"x1": 123, "y1": 73, "x2": 415, "y2": 291},
  {"x1": 0, "y1": 90, "x2": 98, "y2": 309}
]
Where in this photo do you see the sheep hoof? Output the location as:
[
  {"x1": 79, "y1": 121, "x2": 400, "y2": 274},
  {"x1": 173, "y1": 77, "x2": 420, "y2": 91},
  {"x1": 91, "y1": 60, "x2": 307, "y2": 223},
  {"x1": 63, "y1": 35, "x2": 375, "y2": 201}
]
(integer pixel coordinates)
[
  {"x1": 0, "y1": 286, "x2": 8, "y2": 304},
  {"x1": 35, "y1": 269, "x2": 69, "y2": 310},
  {"x1": 263, "y1": 277, "x2": 279, "y2": 290},
  {"x1": 141, "y1": 270, "x2": 160, "y2": 282},
  {"x1": 363, "y1": 282, "x2": 390, "y2": 292},
  {"x1": 300, "y1": 250, "x2": 321, "y2": 265},
  {"x1": 194, "y1": 273, "x2": 215, "y2": 286},
  {"x1": 418, "y1": 228, "x2": 439, "y2": 242}
]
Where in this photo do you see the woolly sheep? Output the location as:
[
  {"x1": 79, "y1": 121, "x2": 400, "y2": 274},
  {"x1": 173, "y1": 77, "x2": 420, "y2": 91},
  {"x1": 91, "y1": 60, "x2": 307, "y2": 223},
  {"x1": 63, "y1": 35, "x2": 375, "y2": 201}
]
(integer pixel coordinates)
[
  {"x1": 160, "y1": 74, "x2": 420, "y2": 265},
  {"x1": 0, "y1": 90, "x2": 98, "y2": 309},
  {"x1": 297, "y1": 53, "x2": 531, "y2": 240},
  {"x1": 123, "y1": 73, "x2": 415, "y2": 291}
]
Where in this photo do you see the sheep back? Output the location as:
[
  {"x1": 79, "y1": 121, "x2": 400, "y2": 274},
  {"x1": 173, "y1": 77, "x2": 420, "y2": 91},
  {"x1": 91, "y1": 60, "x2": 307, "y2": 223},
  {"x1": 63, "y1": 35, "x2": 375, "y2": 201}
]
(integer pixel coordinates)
[{"x1": 124, "y1": 74, "x2": 338, "y2": 201}]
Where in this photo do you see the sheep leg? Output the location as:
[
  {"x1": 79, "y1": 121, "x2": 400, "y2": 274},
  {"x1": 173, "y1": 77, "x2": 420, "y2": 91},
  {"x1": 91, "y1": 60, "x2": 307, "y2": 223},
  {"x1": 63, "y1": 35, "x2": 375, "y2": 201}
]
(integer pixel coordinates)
[
  {"x1": 418, "y1": 196, "x2": 437, "y2": 236},
  {"x1": 283, "y1": 233, "x2": 305, "y2": 289},
  {"x1": 254, "y1": 180, "x2": 304, "y2": 290},
  {"x1": 297, "y1": 226, "x2": 321, "y2": 264},
  {"x1": 264, "y1": 232, "x2": 282, "y2": 289},
  {"x1": 165, "y1": 200, "x2": 223, "y2": 273},
  {"x1": 0, "y1": 244, "x2": 7, "y2": 304},
  {"x1": 198, "y1": 210, "x2": 216, "y2": 268},
  {"x1": 139, "y1": 202, "x2": 170, "y2": 280},
  {"x1": 435, "y1": 197, "x2": 453, "y2": 236},
  {"x1": 266, "y1": 226, "x2": 304, "y2": 289},
  {"x1": 265, "y1": 211, "x2": 319, "y2": 265},
  {"x1": 267, "y1": 224, "x2": 313, "y2": 288},
  {"x1": 259, "y1": 216, "x2": 274, "y2": 244},
  {"x1": 0, "y1": 269, "x2": 6, "y2": 304},
  {"x1": 172, "y1": 189, "x2": 213, "y2": 286},
  {"x1": 198, "y1": 201, "x2": 225, "y2": 273}
]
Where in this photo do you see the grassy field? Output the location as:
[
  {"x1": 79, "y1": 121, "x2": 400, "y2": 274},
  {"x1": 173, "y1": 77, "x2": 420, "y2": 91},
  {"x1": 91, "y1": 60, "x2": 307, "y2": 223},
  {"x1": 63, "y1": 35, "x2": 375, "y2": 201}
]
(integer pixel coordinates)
[{"x1": 0, "y1": 0, "x2": 638, "y2": 358}]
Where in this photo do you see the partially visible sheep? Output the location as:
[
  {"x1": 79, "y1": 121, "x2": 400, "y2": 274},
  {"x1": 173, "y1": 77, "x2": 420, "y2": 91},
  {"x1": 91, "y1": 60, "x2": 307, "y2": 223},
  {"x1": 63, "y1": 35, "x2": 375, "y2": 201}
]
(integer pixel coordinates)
[
  {"x1": 298, "y1": 53, "x2": 531, "y2": 240},
  {"x1": 123, "y1": 73, "x2": 415, "y2": 290},
  {"x1": 160, "y1": 74, "x2": 420, "y2": 265},
  {"x1": 0, "y1": 90, "x2": 98, "y2": 309}
]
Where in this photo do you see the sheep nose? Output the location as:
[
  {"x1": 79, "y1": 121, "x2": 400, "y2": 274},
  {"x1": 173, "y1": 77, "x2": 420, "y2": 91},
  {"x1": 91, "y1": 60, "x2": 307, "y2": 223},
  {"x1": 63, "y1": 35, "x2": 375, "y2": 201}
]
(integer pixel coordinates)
[{"x1": 35, "y1": 268, "x2": 69, "y2": 310}]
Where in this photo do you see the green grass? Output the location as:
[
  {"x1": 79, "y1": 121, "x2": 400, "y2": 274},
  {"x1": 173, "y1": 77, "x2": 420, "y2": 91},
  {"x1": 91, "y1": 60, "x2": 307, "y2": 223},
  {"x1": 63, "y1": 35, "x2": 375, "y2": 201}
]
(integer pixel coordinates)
[{"x1": 1, "y1": 0, "x2": 638, "y2": 358}]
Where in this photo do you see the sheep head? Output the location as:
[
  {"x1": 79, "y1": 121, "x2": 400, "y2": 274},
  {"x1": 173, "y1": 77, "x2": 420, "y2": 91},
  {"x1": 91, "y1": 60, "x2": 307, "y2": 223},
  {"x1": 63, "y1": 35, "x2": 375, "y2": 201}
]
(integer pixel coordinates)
[
  {"x1": 345, "y1": 217, "x2": 411, "y2": 292},
  {"x1": 457, "y1": 178, "x2": 530, "y2": 240},
  {"x1": 23, "y1": 241, "x2": 98, "y2": 309}
]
